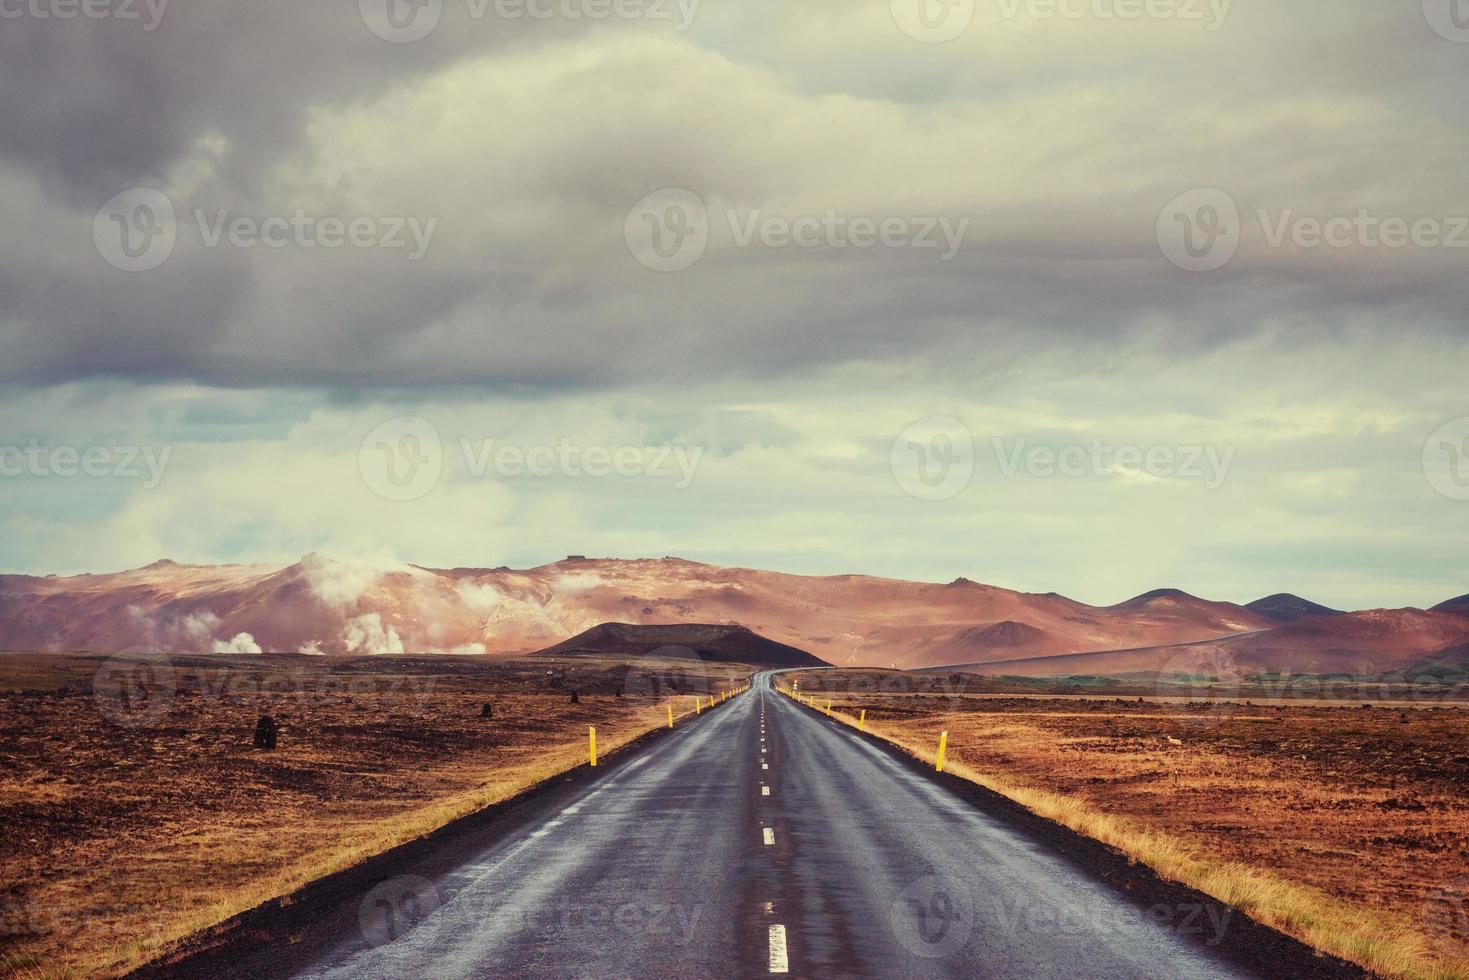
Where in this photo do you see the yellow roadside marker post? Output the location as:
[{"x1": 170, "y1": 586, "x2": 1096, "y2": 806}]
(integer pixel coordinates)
[
  {"x1": 859, "y1": 709, "x2": 866, "y2": 732},
  {"x1": 695, "y1": 696, "x2": 701, "y2": 715},
  {"x1": 589, "y1": 727, "x2": 598, "y2": 767},
  {"x1": 825, "y1": 699, "x2": 832, "y2": 717},
  {"x1": 667, "y1": 704, "x2": 673, "y2": 729},
  {"x1": 936, "y1": 731, "x2": 948, "y2": 773}
]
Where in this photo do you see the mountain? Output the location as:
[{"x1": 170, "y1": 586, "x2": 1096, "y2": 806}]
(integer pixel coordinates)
[
  {"x1": 536, "y1": 623, "x2": 826, "y2": 667},
  {"x1": 1105, "y1": 589, "x2": 1268, "y2": 635},
  {"x1": 957, "y1": 608, "x2": 1469, "y2": 678},
  {"x1": 0, "y1": 554, "x2": 1278, "y2": 668},
  {"x1": 1245, "y1": 594, "x2": 1344, "y2": 624},
  {"x1": 1431, "y1": 594, "x2": 1469, "y2": 617}
]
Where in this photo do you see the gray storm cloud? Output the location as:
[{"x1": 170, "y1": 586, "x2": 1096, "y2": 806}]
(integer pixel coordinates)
[{"x1": 0, "y1": 0, "x2": 1464, "y2": 389}]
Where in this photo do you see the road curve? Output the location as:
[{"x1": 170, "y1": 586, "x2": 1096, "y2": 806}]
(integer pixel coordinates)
[{"x1": 195, "y1": 671, "x2": 1289, "y2": 979}]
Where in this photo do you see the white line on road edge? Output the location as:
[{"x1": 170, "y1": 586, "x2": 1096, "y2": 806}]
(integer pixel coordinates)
[
  {"x1": 763, "y1": 828, "x2": 775, "y2": 845},
  {"x1": 769, "y1": 924, "x2": 789, "y2": 973}
]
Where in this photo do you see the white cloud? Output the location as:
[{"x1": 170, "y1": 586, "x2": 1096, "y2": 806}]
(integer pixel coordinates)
[
  {"x1": 456, "y1": 581, "x2": 503, "y2": 613},
  {"x1": 341, "y1": 613, "x2": 405, "y2": 656},
  {"x1": 213, "y1": 632, "x2": 264, "y2": 654},
  {"x1": 552, "y1": 572, "x2": 607, "y2": 595}
]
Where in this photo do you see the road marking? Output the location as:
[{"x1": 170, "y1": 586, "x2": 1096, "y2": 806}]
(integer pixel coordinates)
[
  {"x1": 768, "y1": 924, "x2": 790, "y2": 973},
  {"x1": 762, "y1": 786, "x2": 771, "y2": 796},
  {"x1": 762, "y1": 763, "x2": 768, "y2": 769},
  {"x1": 763, "y1": 828, "x2": 775, "y2": 845}
]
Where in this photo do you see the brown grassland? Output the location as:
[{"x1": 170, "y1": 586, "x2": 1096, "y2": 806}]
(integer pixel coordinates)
[
  {"x1": 782, "y1": 669, "x2": 1469, "y2": 980},
  {"x1": 0, "y1": 652, "x2": 746, "y2": 979}
]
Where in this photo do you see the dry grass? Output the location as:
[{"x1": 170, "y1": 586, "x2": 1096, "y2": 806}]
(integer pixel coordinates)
[
  {"x1": 0, "y1": 653, "x2": 746, "y2": 978},
  {"x1": 781, "y1": 676, "x2": 1469, "y2": 980}
]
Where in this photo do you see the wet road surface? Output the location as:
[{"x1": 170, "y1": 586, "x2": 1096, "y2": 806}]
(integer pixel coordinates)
[{"x1": 277, "y1": 672, "x2": 1257, "y2": 979}]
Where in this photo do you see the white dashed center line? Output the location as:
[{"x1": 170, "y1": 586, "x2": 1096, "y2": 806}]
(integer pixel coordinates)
[
  {"x1": 762, "y1": 786, "x2": 771, "y2": 796},
  {"x1": 768, "y1": 924, "x2": 789, "y2": 973},
  {"x1": 763, "y1": 828, "x2": 775, "y2": 845},
  {"x1": 762, "y1": 763, "x2": 769, "y2": 769}
]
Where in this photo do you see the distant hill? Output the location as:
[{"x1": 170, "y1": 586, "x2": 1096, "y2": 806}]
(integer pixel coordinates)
[
  {"x1": 1245, "y1": 594, "x2": 1344, "y2": 624},
  {"x1": 0, "y1": 555, "x2": 1277, "y2": 667},
  {"x1": 0, "y1": 553, "x2": 1454, "y2": 672},
  {"x1": 1431, "y1": 594, "x2": 1469, "y2": 617},
  {"x1": 940, "y1": 607, "x2": 1469, "y2": 678},
  {"x1": 535, "y1": 623, "x2": 827, "y2": 667}
]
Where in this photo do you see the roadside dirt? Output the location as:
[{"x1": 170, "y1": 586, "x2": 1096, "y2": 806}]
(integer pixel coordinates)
[{"x1": 789, "y1": 669, "x2": 1469, "y2": 978}]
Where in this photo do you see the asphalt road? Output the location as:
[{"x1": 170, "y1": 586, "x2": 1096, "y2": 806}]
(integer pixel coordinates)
[{"x1": 253, "y1": 671, "x2": 1276, "y2": 979}]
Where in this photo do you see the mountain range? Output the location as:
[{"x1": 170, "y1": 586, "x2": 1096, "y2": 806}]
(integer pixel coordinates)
[{"x1": 0, "y1": 555, "x2": 1464, "y2": 675}]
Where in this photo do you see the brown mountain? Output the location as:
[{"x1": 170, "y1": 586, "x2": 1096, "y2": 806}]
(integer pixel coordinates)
[
  {"x1": 0, "y1": 554, "x2": 1278, "y2": 668},
  {"x1": 10, "y1": 555, "x2": 1462, "y2": 674},
  {"x1": 536, "y1": 623, "x2": 826, "y2": 667},
  {"x1": 964, "y1": 608, "x2": 1469, "y2": 678},
  {"x1": 1431, "y1": 594, "x2": 1469, "y2": 617},
  {"x1": 1245, "y1": 593, "x2": 1344, "y2": 624}
]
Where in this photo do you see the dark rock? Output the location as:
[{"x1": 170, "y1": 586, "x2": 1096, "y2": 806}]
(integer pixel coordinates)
[{"x1": 253, "y1": 715, "x2": 278, "y2": 750}]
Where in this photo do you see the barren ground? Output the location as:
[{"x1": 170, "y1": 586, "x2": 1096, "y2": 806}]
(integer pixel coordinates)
[{"x1": 787, "y1": 669, "x2": 1469, "y2": 979}]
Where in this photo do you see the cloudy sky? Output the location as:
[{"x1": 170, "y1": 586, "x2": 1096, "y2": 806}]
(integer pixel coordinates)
[{"x1": 1, "y1": 0, "x2": 1466, "y2": 609}]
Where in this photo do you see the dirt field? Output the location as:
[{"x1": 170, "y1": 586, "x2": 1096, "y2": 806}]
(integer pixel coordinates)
[
  {"x1": 784, "y1": 669, "x2": 1469, "y2": 980},
  {"x1": 0, "y1": 652, "x2": 747, "y2": 978}
]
